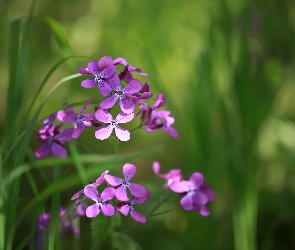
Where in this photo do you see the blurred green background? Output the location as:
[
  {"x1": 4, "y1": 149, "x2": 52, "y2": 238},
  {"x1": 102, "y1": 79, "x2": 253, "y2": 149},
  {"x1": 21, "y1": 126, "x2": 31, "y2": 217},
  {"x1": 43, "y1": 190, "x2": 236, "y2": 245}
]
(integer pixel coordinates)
[{"x1": 2, "y1": 0, "x2": 295, "y2": 249}]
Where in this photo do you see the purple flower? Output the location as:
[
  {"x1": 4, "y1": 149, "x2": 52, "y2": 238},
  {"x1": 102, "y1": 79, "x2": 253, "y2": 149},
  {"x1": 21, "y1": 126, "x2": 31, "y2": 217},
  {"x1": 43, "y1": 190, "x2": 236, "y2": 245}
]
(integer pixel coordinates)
[
  {"x1": 113, "y1": 57, "x2": 150, "y2": 79},
  {"x1": 35, "y1": 206, "x2": 80, "y2": 249},
  {"x1": 95, "y1": 109, "x2": 134, "y2": 141},
  {"x1": 78, "y1": 57, "x2": 115, "y2": 96},
  {"x1": 117, "y1": 188, "x2": 151, "y2": 223},
  {"x1": 136, "y1": 93, "x2": 178, "y2": 138},
  {"x1": 38, "y1": 113, "x2": 57, "y2": 140},
  {"x1": 145, "y1": 110, "x2": 178, "y2": 138},
  {"x1": 70, "y1": 170, "x2": 110, "y2": 206},
  {"x1": 153, "y1": 161, "x2": 182, "y2": 189},
  {"x1": 170, "y1": 172, "x2": 210, "y2": 211},
  {"x1": 59, "y1": 206, "x2": 80, "y2": 234},
  {"x1": 84, "y1": 184, "x2": 116, "y2": 217},
  {"x1": 63, "y1": 98, "x2": 95, "y2": 139},
  {"x1": 191, "y1": 184, "x2": 215, "y2": 216},
  {"x1": 37, "y1": 212, "x2": 51, "y2": 231},
  {"x1": 100, "y1": 74, "x2": 142, "y2": 114},
  {"x1": 35, "y1": 127, "x2": 75, "y2": 158},
  {"x1": 130, "y1": 82, "x2": 153, "y2": 100},
  {"x1": 104, "y1": 163, "x2": 146, "y2": 201}
]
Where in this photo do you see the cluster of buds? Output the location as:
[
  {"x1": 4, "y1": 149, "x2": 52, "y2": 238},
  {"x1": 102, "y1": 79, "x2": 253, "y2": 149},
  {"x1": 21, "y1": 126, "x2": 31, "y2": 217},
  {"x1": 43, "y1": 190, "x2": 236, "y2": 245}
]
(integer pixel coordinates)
[
  {"x1": 71, "y1": 163, "x2": 150, "y2": 223},
  {"x1": 35, "y1": 56, "x2": 178, "y2": 158}
]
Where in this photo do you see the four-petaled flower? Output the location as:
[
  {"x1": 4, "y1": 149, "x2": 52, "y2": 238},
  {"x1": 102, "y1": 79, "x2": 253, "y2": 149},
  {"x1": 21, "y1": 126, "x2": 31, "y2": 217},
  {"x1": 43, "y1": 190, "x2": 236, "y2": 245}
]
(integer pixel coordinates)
[
  {"x1": 117, "y1": 188, "x2": 151, "y2": 223},
  {"x1": 95, "y1": 109, "x2": 134, "y2": 141},
  {"x1": 104, "y1": 163, "x2": 146, "y2": 201},
  {"x1": 100, "y1": 75, "x2": 142, "y2": 114},
  {"x1": 84, "y1": 184, "x2": 116, "y2": 217},
  {"x1": 170, "y1": 172, "x2": 209, "y2": 211},
  {"x1": 78, "y1": 57, "x2": 115, "y2": 96},
  {"x1": 35, "y1": 128, "x2": 74, "y2": 158},
  {"x1": 63, "y1": 98, "x2": 95, "y2": 139}
]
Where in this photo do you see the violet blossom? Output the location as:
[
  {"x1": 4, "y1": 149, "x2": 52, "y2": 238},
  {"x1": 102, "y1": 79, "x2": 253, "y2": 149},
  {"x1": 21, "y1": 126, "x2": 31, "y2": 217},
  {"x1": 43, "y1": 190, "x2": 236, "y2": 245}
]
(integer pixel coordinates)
[
  {"x1": 104, "y1": 163, "x2": 146, "y2": 201},
  {"x1": 35, "y1": 127, "x2": 74, "y2": 158},
  {"x1": 95, "y1": 109, "x2": 134, "y2": 141},
  {"x1": 116, "y1": 188, "x2": 151, "y2": 223},
  {"x1": 63, "y1": 98, "x2": 95, "y2": 139},
  {"x1": 100, "y1": 74, "x2": 142, "y2": 114},
  {"x1": 113, "y1": 57, "x2": 150, "y2": 79},
  {"x1": 170, "y1": 172, "x2": 215, "y2": 216},
  {"x1": 84, "y1": 185, "x2": 116, "y2": 217},
  {"x1": 78, "y1": 57, "x2": 115, "y2": 96}
]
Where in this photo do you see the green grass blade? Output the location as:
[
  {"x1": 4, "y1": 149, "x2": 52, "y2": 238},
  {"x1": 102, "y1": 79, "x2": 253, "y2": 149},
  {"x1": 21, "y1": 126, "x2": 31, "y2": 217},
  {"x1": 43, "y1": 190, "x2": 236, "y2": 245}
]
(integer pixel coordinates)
[
  {"x1": 24, "y1": 55, "x2": 90, "y2": 124},
  {"x1": 18, "y1": 73, "x2": 81, "y2": 166},
  {"x1": 39, "y1": 16, "x2": 76, "y2": 69},
  {"x1": 68, "y1": 142, "x2": 88, "y2": 185},
  {"x1": 48, "y1": 165, "x2": 61, "y2": 250}
]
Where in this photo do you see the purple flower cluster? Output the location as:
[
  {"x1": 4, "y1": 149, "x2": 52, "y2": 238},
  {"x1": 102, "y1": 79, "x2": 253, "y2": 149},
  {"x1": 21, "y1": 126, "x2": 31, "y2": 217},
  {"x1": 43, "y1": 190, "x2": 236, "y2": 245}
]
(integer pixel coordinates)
[
  {"x1": 71, "y1": 163, "x2": 150, "y2": 223},
  {"x1": 35, "y1": 56, "x2": 178, "y2": 158},
  {"x1": 35, "y1": 206, "x2": 82, "y2": 249},
  {"x1": 153, "y1": 161, "x2": 215, "y2": 216}
]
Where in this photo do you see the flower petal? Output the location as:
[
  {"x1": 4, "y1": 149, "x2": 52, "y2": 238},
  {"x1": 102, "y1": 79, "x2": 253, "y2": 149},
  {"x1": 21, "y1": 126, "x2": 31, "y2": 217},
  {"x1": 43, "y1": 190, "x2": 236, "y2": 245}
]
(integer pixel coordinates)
[
  {"x1": 95, "y1": 109, "x2": 113, "y2": 123},
  {"x1": 151, "y1": 93, "x2": 166, "y2": 109},
  {"x1": 190, "y1": 172, "x2": 204, "y2": 189},
  {"x1": 106, "y1": 74, "x2": 121, "y2": 91},
  {"x1": 94, "y1": 170, "x2": 109, "y2": 186},
  {"x1": 123, "y1": 80, "x2": 142, "y2": 95},
  {"x1": 119, "y1": 97, "x2": 135, "y2": 114},
  {"x1": 101, "y1": 65, "x2": 116, "y2": 79},
  {"x1": 86, "y1": 204, "x2": 100, "y2": 218},
  {"x1": 132, "y1": 188, "x2": 151, "y2": 204},
  {"x1": 100, "y1": 94, "x2": 119, "y2": 110},
  {"x1": 87, "y1": 60, "x2": 99, "y2": 74},
  {"x1": 81, "y1": 78, "x2": 96, "y2": 88},
  {"x1": 77, "y1": 66, "x2": 90, "y2": 74},
  {"x1": 104, "y1": 175, "x2": 123, "y2": 186},
  {"x1": 180, "y1": 193, "x2": 194, "y2": 210},
  {"x1": 84, "y1": 184, "x2": 99, "y2": 202},
  {"x1": 113, "y1": 57, "x2": 128, "y2": 66},
  {"x1": 128, "y1": 182, "x2": 146, "y2": 198},
  {"x1": 170, "y1": 181, "x2": 190, "y2": 193},
  {"x1": 117, "y1": 204, "x2": 130, "y2": 216},
  {"x1": 152, "y1": 161, "x2": 161, "y2": 175},
  {"x1": 95, "y1": 125, "x2": 113, "y2": 140},
  {"x1": 114, "y1": 125, "x2": 130, "y2": 141},
  {"x1": 193, "y1": 192, "x2": 208, "y2": 205},
  {"x1": 101, "y1": 204, "x2": 116, "y2": 216},
  {"x1": 51, "y1": 142, "x2": 67, "y2": 158},
  {"x1": 35, "y1": 142, "x2": 51, "y2": 158},
  {"x1": 123, "y1": 163, "x2": 136, "y2": 181},
  {"x1": 97, "y1": 80, "x2": 112, "y2": 96},
  {"x1": 101, "y1": 187, "x2": 116, "y2": 201},
  {"x1": 70, "y1": 190, "x2": 84, "y2": 200},
  {"x1": 130, "y1": 208, "x2": 147, "y2": 223},
  {"x1": 55, "y1": 128, "x2": 74, "y2": 141},
  {"x1": 115, "y1": 112, "x2": 134, "y2": 124},
  {"x1": 72, "y1": 121, "x2": 85, "y2": 139},
  {"x1": 63, "y1": 113, "x2": 77, "y2": 124},
  {"x1": 168, "y1": 127, "x2": 178, "y2": 138},
  {"x1": 115, "y1": 185, "x2": 128, "y2": 201},
  {"x1": 98, "y1": 56, "x2": 113, "y2": 70}
]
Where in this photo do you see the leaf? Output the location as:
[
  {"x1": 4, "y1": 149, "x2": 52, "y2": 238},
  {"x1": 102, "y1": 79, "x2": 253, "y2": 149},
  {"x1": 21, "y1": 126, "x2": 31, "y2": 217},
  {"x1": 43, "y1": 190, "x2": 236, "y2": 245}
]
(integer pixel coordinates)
[
  {"x1": 112, "y1": 233, "x2": 142, "y2": 250},
  {"x1": 91, "y1": 216, "x2": 111, "y2": 250}
]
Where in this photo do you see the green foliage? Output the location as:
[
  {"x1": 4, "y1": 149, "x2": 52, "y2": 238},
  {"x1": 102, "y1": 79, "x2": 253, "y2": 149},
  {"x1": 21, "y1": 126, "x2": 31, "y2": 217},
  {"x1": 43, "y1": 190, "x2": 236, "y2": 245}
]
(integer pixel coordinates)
[{"x1": 112, "y1": 233, "x2": 142, "y2": 250}]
